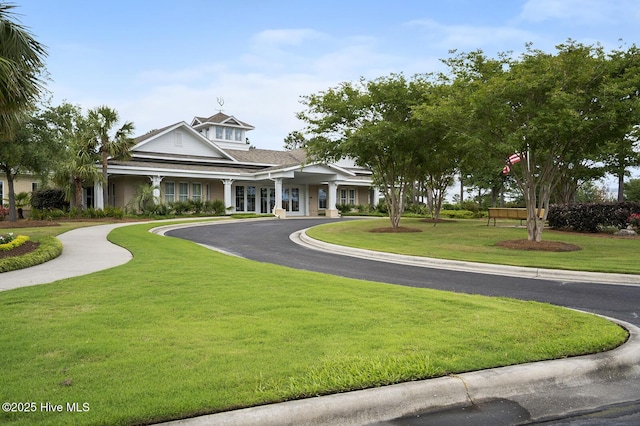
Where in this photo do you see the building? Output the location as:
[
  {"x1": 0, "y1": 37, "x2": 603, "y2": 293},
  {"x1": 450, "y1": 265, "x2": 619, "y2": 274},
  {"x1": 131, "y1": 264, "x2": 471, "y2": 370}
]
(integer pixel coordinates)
[{"x1": 97, "y1": 112, "x2": 377, "y2": 218}]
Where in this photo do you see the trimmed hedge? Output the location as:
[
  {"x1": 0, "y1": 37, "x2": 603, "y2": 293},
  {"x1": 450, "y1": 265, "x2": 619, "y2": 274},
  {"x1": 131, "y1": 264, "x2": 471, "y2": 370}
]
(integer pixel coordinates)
[
  {"x1": 548, "y1": 202, "x2": 640, "y2": 232},
  {"x1": 0, "y1": 236, "x2": 63, "y2": 272}
]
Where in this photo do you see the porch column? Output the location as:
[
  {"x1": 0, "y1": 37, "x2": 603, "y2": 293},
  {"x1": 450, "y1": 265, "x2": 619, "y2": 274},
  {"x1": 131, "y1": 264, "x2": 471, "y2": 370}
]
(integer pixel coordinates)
[
  {"x1": 326, "y1": 181, "x2": 339, "y2": 218},
  {"x1": 372, "y1": 187, "x2": 380, "y2": 207},
  {"x1": 94, "y1": 181, "x2": 104, "y2": 209},
  {"x1": 222, "y1": 179, "x2": 234, "y2": 213},
  {"x1": 150, "y1": 175, "x2": 163, "y2": 204},
  {"x1": 273, "y1": 178, "x2": 286, "y2": 218}
]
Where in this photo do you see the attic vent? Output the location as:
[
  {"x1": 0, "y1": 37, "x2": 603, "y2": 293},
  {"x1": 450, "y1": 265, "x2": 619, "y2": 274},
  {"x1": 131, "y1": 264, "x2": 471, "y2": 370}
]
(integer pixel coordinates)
[{"x1": 174, "y1": 131, "x2": 183, "y2": 147}]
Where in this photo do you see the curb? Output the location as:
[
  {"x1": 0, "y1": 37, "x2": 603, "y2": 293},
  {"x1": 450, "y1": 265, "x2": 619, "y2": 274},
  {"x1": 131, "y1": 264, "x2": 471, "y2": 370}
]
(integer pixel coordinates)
[{"x1": 293, "y1": 228, "x2": 640, "y2": 286}]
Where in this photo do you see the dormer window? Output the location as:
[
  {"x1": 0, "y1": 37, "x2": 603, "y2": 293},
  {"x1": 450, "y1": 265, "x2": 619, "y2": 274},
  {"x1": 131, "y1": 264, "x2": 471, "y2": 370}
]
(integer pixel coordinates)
[
  {"x1": 235, "y1": 129, "x2": 243, "y2": 141},
  {"x1": 225, "y1": 128, "x2": 233, "y2": 140},
  {"x1": 215, "y1": 126, "x2": 223, "y2": 139}
]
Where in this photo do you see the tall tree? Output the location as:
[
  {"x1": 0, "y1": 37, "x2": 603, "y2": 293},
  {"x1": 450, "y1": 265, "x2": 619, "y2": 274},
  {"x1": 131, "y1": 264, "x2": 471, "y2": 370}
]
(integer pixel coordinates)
[
  {"x1": 49, "y1": 103, "x2": 101, "y2": 209},
  {"x1": 447, "y1": 42, "x2": 628, "y2": 242},
  {"x1": 0, "y1": 104, "x2": 65, "y2": 221},
  {"x1": 297, "y1": 74, "x2": 432, "y2": 229},
  {"x1": 0, "y1": 3, "x2": 47, "y2": 140},
  {"x1": 86, "y1": 106, "x2": 135, "y2": 207}
]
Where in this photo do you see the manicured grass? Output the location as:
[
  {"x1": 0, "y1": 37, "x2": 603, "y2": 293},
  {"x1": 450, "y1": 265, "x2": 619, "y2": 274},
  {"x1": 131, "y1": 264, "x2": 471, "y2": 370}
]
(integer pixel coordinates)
[
  {"x1": 0, "y1": 222, "x2": 627, "y2": 425},
  {"x1": 306, "y1": 218, "x2": 640, "y2": 274}
]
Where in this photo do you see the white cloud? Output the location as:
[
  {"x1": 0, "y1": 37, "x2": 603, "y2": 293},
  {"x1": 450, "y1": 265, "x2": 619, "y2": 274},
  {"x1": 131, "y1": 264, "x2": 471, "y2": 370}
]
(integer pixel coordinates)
[
  {"x1": 251, "y1": 29, "x2": 326, "y2": 49},
  {"x1": 406, "y1": 18, "x2": 538, "y2": 53},
  {"x1": 517, "y1": 0, "x2": 634, "y2": 24}
]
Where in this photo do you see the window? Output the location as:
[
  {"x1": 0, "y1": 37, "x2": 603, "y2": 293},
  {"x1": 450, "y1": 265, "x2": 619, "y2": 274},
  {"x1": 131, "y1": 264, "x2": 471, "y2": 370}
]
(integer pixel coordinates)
[
  {"x1": 215, "y1": 126, "x2": 223, "y2": 139},
  {"x1": 291, "y1": 188, "x2": 299, "y2": 212},
  {"x1": 0, "y1": 181, "x2": 3, "y2": 207},
  {"x1": 164, "y1": 182, "x2": 175, "y2": 203},
  {"x1": 247, "y1": 186, "x2": 256, "y2": 212},
  {"x1": 349, "y1": 189, "x2": 356, "y2": 205},
  {"x1": 179, "y1": 183, "x2": 189, "y2": 201},
  {"x1": 340, "y1": 189, "x2": 347, "y2": 205},
  {"x1": 192, "y1": 183, "x2": 202, "y2": 202},
  {"x1": 235, "y1": 129, "x2": 243, "y2": 141},
  {"x1": 318, "y1": 188, "x2": 327, "y2": 209},
  {"x1": 31, "y1": 182, "x2": 39, "y2": 192},
  {"x1": 225, "y1": 128, "x2": 233, "y2": 140},
  {"x1": 235, "y1": 186, "x2": 244, "y2": 211}
]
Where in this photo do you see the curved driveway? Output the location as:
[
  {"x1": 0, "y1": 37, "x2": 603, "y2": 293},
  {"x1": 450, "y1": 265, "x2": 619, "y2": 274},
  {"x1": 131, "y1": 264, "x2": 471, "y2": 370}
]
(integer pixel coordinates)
[{"x1": 165, "y1": 218, "x2": 640, "y2": 327}]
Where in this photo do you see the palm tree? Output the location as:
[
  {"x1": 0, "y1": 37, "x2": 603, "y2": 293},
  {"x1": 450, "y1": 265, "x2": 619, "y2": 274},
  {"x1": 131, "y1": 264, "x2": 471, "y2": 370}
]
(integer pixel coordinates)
[
  {"x1": 0, "y1": 3, "x2": 47, "y2": 140},
  {"x1": 86, "y1": 106, "x2": 135, "y2": 207},
  {"x1": 53, "y1": 135, "x2": 102, "y2": 210}
]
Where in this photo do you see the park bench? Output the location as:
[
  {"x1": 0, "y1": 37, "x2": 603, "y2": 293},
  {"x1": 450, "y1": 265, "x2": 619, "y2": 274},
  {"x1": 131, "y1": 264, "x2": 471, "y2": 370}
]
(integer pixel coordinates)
[{"x1": 487, "y1": 207, "x2": 545, "y2": 226}]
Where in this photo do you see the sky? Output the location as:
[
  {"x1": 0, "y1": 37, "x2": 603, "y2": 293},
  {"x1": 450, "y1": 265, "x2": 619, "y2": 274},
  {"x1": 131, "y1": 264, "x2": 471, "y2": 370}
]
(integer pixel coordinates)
[{"x1": 13, "y1": 0, "x2": 640, "y2": 155}]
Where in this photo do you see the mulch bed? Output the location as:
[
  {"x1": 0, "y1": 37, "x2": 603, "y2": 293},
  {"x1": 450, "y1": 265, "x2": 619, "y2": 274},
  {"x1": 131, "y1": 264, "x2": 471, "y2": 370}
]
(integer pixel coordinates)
[
  {"x1": 495, "y1": 239, "x2": 581, "y2": 252},
  {"x1": 370, "y1": 227, "x2": 423, "y2": 233},
  {"x1": 0, "y1": 241, "x2": 40, "y2": 259}
]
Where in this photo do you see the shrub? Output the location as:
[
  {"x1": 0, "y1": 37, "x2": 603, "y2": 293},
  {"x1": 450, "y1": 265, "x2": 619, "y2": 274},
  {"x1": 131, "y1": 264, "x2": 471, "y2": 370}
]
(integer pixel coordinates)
[
  {"x1": 204, "y1": 199, "x2": 226, "y2": 215},
  {"x1": 548, "y1": 202, "x2": 640, "y2": 232},
  {"x1": 28, "y1": 208, "x2": 67, "y2": 221},
  {"x1": 439, "y1": 209, "x2": 476, "y2": 219},
  {"x1": 0, "y1": 206, "x2": 9, "y2": 221},
  {"x1": 336, "y1": 204, "x2": 354, "y2": 214},
  {"x1": 171, "y1": 200, "x2": 191, "y2": 215},
  {"x1": 30, "y1": 188, "x2": 68, "y2": 211}
]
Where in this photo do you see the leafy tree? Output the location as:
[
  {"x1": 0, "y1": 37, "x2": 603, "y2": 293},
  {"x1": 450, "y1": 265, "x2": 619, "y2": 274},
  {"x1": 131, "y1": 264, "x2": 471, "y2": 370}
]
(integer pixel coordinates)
[
  {"x1": 0, "y1": 3, "x2": 47, "y2": 140},
  {"x1": 0, "y1": 104, "x2": 66, "y2": 221},
  {"x1": 624, "y1": 178, "x2": 640, "y2": 201},
  {"x1": 297, "y1": 74, "x2": 433, "y2": 228},
  {"x1": 599, "y1": 45, "x2": 640, "y2": 201},
  {"x1": 438, "y1": 50, "x2": 514, "y2": 209},
  {"x1": 447, "y1": 42, "x2": 633, "y2": 241},
  {"x1": 283, "y1": 130, "x2": 306, "y2": 150},
  {"x1": 50, "y1": 103, "x2": 102, "y2": 209},
  {"x1": 86, "y1": 106, "x2": 135, "y2": 207}
]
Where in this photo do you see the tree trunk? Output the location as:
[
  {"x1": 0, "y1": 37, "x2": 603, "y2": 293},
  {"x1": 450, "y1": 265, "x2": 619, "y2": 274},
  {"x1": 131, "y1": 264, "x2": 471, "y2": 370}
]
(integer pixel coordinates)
[
  {"x1": 6, "y1": 172, "x2": 17, "y2": 222},
  {"x1": 617, "y1": 170, "x2": 625, "y2": 202},
  {"x1": 74, "y1": 178, "x2": 84, "y2": 209}
]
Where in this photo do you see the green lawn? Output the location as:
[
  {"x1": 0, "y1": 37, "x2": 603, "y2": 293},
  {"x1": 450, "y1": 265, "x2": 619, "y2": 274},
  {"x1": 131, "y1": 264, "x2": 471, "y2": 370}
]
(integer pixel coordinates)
[
  {"x1": 0, "y1": 221, "x2": 629, "y2": 425},
  {"x1": 307, "y1": 218, "x2": 640, "y2": 274}
]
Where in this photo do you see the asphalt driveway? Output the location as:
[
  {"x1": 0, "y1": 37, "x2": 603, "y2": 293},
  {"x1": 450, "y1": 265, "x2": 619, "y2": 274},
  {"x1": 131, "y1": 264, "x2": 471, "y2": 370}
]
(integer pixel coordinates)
[{"x1": 165, "y1": 218, "x2": 640, "y2": 327}]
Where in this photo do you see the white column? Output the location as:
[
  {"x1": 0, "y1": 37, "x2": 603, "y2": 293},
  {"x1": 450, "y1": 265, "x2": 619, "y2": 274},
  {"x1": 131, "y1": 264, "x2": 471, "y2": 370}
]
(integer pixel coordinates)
[
  {"x1": 150, "y1": 176, "x2": 163, "y2": 204},
  {"x1": 94, "y1": 181, "x2": 104, "y2": 209},
  {"x1": 272, "y1": 178, "x2": 286, "y2": 218},
  {"x1": 372, "y1": 187, "x2": 381, "y2": 207},
  {"x1": 326, "y1": 181, "x2": 339, "y2": 218},
  {"x1": 222, "y1": 179, "x2": 234, "y2": 213}
]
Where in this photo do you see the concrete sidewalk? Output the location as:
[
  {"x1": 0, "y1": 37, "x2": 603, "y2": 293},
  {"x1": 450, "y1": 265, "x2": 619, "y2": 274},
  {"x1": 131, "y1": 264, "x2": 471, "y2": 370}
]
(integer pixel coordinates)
[
  {"x1": 2, "y1": 220, "x2": 640, "y2": 425},
  {"x1": 0, "y1": 223, "x2": 132, "y2": 291}
]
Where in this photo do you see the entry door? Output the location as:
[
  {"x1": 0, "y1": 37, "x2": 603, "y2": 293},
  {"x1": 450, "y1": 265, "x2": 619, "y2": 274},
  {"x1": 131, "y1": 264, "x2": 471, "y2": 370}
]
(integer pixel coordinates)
[{"x1": 260, "y1": 188, "x2": 276, "y2": 214}]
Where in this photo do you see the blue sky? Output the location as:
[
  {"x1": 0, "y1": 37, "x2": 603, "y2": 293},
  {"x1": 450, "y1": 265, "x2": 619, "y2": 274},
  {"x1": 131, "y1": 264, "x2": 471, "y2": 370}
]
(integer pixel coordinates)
[{"x1": 15, "y1": 0, "x2": 640, "y2": 155}]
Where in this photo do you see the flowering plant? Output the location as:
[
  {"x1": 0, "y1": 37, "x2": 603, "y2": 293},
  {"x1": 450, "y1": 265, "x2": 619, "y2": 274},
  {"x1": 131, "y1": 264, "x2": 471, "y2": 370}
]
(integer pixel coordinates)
[
  {"x1": 0, "y1": 206, "x2": 8, "y2": 221},
  {"x1": 0, "y1": 232, "x2": 15, "y2": 244},
  {"x1": 628, "y1": 213, "x2": 640, "y2": 229}
]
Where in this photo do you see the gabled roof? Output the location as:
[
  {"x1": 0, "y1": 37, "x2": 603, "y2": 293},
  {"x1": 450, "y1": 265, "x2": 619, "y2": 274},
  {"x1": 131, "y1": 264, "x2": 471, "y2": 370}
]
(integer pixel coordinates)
[
  {"x1": 132, "y1": 121, "x2": 237, "y2": 162},
  {"x1": 190, "y1": 112, "x2": 254, "y2": 130}
]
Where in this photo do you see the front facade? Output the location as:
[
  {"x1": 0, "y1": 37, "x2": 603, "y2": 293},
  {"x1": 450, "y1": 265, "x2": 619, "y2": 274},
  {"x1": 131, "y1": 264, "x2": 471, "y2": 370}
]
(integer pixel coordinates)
[{"x1": 101, "y1": 112, "x2": 376, "y2": 218}]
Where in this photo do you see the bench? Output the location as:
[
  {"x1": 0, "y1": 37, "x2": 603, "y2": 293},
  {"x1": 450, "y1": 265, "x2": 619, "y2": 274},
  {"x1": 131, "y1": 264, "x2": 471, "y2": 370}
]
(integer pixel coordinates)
[{"x1": 487, "y1": 208, "x2": 545, "y2": 226}]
